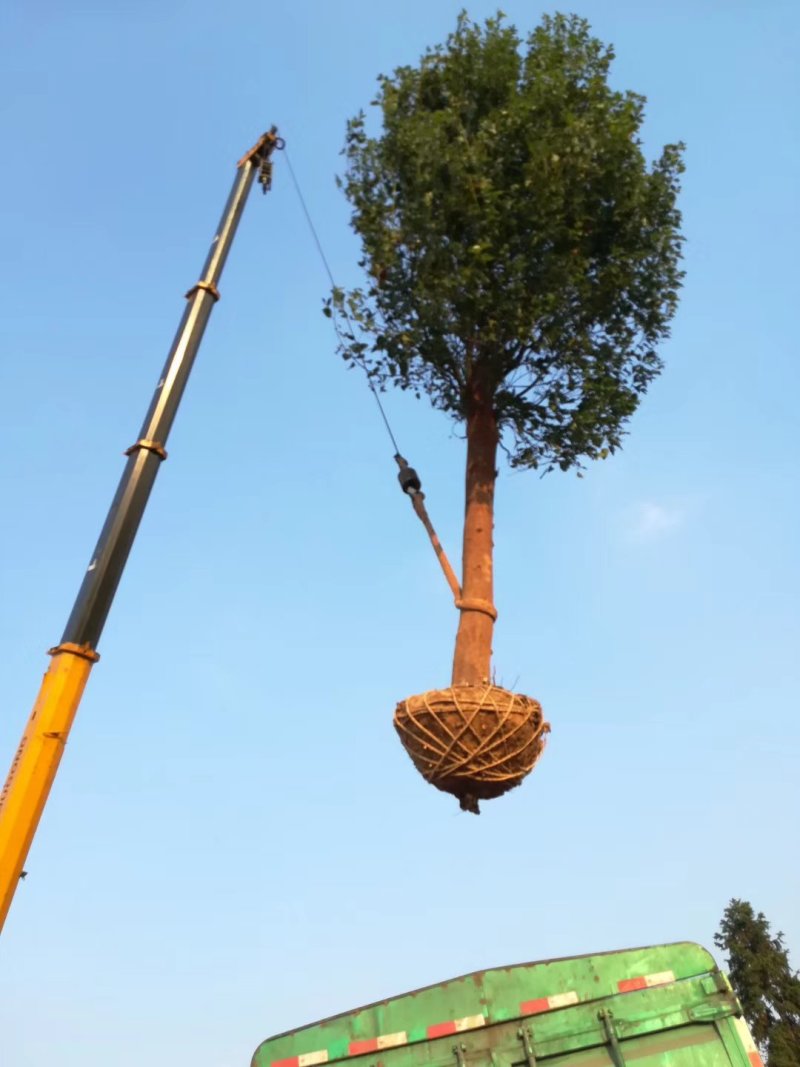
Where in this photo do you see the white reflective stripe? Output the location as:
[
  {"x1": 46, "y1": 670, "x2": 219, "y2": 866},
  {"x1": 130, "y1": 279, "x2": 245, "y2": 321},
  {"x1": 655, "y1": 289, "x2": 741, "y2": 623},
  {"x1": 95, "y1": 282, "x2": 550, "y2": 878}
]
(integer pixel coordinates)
[
  {"x1": 644, "y1": 970, "x2": 675, "y2": 987},
  {"x1": 548, "y1": 992, "x2": 579, "y2": 1009},
  {"x1": 299, "y1": 1052, "x2": 329, "y2": 1067},
  {"x1": 376, "y1": 1033, "x2": 408, "y2": 1050},
  {"x1": 734, "y1": 1017, "x2": 758, "y2": 1054},
  {"x1": 454, "y1": 1015, "x2": 486, "y2": 1032}
]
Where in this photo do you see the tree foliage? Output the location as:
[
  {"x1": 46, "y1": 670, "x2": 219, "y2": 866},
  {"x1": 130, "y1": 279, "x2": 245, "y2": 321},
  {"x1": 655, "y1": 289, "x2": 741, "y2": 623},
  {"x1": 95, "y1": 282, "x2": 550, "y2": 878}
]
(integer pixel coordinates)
[
  {"x1": 715, "y1": 899, "x2": 800, "y2": 1066},
  {"x1": 330, "y1": 11, "x2": 684, "y2": 472}
]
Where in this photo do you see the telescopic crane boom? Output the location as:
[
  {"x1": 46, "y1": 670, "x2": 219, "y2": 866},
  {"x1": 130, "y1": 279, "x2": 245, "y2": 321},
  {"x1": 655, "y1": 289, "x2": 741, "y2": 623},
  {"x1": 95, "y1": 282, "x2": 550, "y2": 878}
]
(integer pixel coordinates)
[{"x1": 0, "y1": 128, "x2": 283, "y2": 934}]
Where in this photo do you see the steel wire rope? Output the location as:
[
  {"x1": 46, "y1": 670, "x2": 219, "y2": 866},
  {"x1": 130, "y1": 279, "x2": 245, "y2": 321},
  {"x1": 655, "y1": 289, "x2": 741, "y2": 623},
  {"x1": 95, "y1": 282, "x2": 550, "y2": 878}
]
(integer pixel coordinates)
[
  {"x1": 283, "y1": 147, "x2": 400, "y2": 455},
  {"x1": 282, "y1": 147, "x2": 464, "y2": 606}
]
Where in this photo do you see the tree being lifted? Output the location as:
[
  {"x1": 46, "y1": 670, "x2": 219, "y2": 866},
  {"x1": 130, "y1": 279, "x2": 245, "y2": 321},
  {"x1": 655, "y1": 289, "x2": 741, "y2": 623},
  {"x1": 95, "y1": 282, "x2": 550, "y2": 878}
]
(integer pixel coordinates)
[{"x1": 331, "y1": 12, "x2": 684, "y2": 811}]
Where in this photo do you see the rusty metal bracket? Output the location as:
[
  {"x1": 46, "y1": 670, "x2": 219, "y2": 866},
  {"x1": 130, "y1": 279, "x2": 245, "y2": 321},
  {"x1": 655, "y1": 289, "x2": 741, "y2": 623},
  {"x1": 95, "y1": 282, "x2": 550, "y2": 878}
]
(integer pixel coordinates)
[
  {"x1": 124, "y1": 438, "x2": 168, "y2": 461},
  {"x1": 517, "y1": 1027, "x2": 538, "y2": 1067},
  {"x1": 599, "y1": 1011, "x2": 627, "y2": 1067},
  {"x1": 185, "y1": 281, "x2": 220, "y2": 302},
  {"x1": 452, "y1": 1045, "x2": 468, "y2": 1067}
]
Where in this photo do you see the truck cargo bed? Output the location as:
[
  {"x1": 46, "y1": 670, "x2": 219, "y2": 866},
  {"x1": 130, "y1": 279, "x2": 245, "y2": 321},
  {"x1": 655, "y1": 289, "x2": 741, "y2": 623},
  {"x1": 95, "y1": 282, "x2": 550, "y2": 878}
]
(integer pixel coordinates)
[{"x1": 252, "y1": 943, "x2": 762, "y2": 1067}]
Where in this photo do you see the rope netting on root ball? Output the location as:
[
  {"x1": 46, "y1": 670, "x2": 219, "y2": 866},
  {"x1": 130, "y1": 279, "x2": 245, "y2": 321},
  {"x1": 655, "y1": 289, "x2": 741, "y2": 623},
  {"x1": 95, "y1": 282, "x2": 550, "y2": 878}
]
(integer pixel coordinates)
[{"x1": 394, "y1": 685, "x2": 550, "y2": 814}]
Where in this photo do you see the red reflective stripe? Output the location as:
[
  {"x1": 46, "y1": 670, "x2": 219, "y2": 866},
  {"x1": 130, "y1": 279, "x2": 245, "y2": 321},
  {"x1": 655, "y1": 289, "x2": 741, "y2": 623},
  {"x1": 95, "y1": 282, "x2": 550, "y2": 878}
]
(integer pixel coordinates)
[
  {"x1": 348, "y1": 1040, "x2": 379, "y2": 1056},
  {"x1": 749, "y1": 1055, "x2": 763, "y2": 1067},
  {"x1": 618, "y1": 977, "x2": 647, "y2": 993},
  {"x1": 426, "y1": 1016, "x2": 484, "y2": 1039},
  {"x1": 272, "y1": 1053, "x2": 330, "y2": 1067},
  {"x1": 618, "y1": 970, "x2": 675, "y2": 994},
  {"x1": 520, "y1": 998, "x2": 550, "y2": 1016},
  {"x1": 427, "y1": 1021, "x2": 458, "y2": 1038},
  {"x1": 348, "y1": 1033, "x2": 407, "y2": 1055},
  {"x1": 520, "y1": 992, "x2": 578, "y2": 1015}
]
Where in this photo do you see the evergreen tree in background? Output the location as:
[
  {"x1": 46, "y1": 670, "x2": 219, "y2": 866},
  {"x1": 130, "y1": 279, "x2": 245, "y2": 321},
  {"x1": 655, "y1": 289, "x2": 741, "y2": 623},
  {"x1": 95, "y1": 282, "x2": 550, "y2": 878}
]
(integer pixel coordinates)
[{"x1": 715, "y1": 899, "x2": 800, "y2": 1066}]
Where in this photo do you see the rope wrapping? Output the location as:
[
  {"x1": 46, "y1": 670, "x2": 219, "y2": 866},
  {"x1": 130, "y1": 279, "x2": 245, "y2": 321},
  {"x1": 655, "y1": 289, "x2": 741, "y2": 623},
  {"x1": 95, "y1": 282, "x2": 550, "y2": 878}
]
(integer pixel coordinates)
[{"x1": 394, "y1": 685, "x2": 549, "y2": 813}]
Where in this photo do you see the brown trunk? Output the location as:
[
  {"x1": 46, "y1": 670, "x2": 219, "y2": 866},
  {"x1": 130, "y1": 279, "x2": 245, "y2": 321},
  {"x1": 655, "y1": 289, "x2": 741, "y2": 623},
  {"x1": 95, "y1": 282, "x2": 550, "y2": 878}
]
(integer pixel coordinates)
[{"x1": 451, "y1": 382, "x2": 499, "y2": 687}]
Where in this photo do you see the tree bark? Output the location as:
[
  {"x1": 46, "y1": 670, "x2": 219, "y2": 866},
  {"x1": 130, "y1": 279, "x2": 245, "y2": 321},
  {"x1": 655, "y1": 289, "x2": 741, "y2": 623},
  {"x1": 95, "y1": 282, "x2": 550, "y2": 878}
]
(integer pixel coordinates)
[{"x1": 451, "y1": 380, "x2": 499, "y2": 686}]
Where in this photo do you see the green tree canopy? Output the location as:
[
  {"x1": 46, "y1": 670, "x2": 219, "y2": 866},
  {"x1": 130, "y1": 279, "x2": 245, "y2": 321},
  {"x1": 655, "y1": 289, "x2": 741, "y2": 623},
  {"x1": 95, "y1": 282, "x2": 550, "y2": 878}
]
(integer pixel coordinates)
[
  {"x1": 715, "y1": 899, "x2": 800, "y2": 1066},
  {"x1": 331, "y1": 11, "x2": 684, "y2": 693},
  {"x1": 332, "y1": 11, "x2": 684, "y2": 473}
]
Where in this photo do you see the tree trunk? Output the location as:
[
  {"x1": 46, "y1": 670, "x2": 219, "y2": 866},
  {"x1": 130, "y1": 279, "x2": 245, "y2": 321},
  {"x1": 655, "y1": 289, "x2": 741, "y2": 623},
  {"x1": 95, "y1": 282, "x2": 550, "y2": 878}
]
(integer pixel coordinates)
[{"x1": 451, "y1": 382, "x2": 499, "y2": 686}]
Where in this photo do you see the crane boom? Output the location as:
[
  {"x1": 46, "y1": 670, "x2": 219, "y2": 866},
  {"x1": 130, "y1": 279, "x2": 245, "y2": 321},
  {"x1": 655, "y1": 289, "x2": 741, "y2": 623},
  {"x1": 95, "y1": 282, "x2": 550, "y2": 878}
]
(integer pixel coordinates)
[{"x1": 0, "y1": 128, "x2": 282, "y2": 934}]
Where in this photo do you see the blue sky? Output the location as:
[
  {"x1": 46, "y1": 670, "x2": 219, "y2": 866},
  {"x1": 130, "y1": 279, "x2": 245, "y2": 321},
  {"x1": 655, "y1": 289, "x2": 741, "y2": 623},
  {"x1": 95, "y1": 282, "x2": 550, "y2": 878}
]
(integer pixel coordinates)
[{"x1": 1, "y1": 2, "x2": 798, "y2": 1065}]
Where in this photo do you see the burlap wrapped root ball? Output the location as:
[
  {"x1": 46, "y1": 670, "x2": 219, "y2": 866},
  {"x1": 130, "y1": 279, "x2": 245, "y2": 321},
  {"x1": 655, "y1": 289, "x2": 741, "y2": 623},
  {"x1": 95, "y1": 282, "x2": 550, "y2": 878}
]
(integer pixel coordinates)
[{"x1": 394, "y1": 684, "x2": 550, "y2": 813}]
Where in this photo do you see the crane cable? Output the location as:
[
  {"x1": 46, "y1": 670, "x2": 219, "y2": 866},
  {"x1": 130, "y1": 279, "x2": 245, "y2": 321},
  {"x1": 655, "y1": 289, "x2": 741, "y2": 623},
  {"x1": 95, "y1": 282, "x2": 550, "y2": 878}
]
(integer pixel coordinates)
[
  {"x1": 282, "y1": 147, "x2": 463, "y2": 603},
  {"x1": 283, "y1": 148, "x2": 400, "y2": 454}
]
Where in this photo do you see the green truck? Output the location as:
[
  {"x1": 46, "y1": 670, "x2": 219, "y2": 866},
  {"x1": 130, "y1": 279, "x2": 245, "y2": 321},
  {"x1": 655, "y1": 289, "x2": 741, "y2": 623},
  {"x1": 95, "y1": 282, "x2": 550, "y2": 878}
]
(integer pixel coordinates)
[{"x1": 252, "y1": 943, "x2": 762, "y2": 1067}]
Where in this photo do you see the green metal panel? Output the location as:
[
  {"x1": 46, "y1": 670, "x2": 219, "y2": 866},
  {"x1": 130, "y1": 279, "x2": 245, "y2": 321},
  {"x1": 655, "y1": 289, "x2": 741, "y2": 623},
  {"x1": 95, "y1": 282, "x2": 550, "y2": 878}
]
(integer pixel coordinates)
[
  {"x1": 251, "y1": 944, "x2": 751, "y2": 1067},
  {"x1": 533, "y1": 1023, "x2": 733, "y2": 1065}
]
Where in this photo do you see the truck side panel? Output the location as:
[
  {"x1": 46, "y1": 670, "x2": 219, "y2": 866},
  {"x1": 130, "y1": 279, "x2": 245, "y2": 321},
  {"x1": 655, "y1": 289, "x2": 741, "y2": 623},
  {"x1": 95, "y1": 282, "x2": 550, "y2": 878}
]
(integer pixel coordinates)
[{"x1": 251, "y1": 945, "x2": 761, "y2": 1067}]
